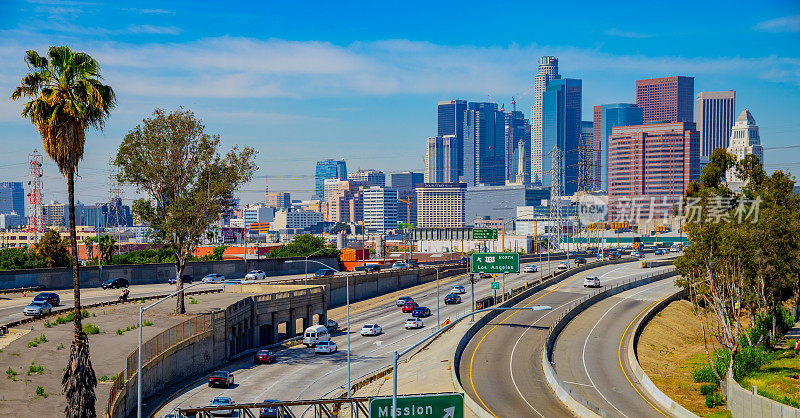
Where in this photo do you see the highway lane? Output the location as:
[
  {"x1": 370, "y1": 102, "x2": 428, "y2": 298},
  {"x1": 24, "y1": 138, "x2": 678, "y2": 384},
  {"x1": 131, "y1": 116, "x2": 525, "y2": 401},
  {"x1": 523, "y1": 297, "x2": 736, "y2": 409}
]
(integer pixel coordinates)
[
  {"x1": 459, "y1": 254, "x2": 675, "y2": 418},
  {"x1": 156, "y1": 259, "x2": 561, "y2": 416},
  {"x1": 552, "y1": 278, "x2": 680, "y2": 418}
]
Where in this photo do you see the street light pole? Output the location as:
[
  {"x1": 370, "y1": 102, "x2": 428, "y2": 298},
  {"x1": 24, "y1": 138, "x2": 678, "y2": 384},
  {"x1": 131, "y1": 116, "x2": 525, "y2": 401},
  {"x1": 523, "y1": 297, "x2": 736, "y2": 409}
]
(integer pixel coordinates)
[{"x1": 304, "y1": 247, "x2": 325, "y2": 284}]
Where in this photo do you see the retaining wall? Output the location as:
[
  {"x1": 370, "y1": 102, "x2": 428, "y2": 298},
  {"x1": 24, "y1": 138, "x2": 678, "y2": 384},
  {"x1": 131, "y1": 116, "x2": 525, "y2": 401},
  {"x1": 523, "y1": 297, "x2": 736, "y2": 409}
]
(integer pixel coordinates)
[{"x1": 726, "y1": 372, "x2": 800, "y2": 417}]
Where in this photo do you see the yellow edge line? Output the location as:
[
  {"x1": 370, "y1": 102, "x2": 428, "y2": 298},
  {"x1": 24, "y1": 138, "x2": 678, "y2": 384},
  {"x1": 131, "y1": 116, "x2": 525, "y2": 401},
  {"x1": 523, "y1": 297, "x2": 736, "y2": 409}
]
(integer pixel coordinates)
[
  {"x1": 618, "y1": 296, "x2": 670, "y2": 417},
  {"x1": 467, "y1": 265, "x2": 606, "y2": 417}
]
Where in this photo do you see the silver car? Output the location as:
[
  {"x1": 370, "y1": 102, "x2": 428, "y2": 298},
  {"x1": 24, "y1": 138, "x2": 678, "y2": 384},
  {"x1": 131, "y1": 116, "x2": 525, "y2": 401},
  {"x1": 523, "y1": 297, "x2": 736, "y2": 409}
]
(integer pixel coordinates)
[{"x1": 24, "y1": 300, "x2": 52, "y2": 316}]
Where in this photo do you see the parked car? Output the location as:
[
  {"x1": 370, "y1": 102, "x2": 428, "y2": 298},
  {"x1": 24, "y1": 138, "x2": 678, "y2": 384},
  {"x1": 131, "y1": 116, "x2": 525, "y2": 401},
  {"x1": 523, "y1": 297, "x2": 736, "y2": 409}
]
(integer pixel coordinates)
[
  {"x1": 209, "y1": 397, "x2": 235, "y2": 416},
  {"x1": 574, "y1": 257, "x2": 587, "y2": 265},
  {"x1": 412, "y1": 306, "x2": 432, "y2": 318},
  {"x1": 254, "y1": 349, "x2": 277, "y2": 364},
  {"x1": 523, "y1": 265, "x2": 537, "y2": 273},
  {"x1": 391, "y1": 262, "x2": 408, "y2": 270},
  {"x1": 325, "y1": 319, "x2": 339, "y2": 331},
  {"x1": 259, "y1": 399, "x2": 281, "y2": 418},
  {"x1": 450, "y1": 285, "x2": 466, "y2": 294},
  {"x1": 314, "y1": 340, "x2": 338, "y2": 354},
  {"x1": 396, "y1": 296, "x2": 414, "y2": 307},
  {"x1": 202, "y1": 273, "x2": 226, "y2": 283},
  {"x1": 101, "y1": 278, "x2": 129, "y2": 289},
  {"x1": 444, "y1": 293, "x2": 461, "y2": 304},
  {"x1": 314, "y1": 268, "x2": 336, "y2": 277},
  {"x1": 557, "y1": 262, "x2": 569, "y2": 270},
  {"x1": 245, "y1": 270, "x2": 266, "y2": 281},
  {"x1": 23, "y1": 300, "x2": 51, "y2": 316},
  {"x1": 583, "y1": 277, "x2": 601, "y2": 288},
  {"x1": 33, "y1": 292, "x2": 60, "y2": 307},
  {"x1": 168, "y1": 275, "x2": 193, "y2": 285},
  {"x1": 401, "y1": 302, "x2": 419, "y2": 313},
  {"x1": 208, "y1": 371, "x2": 234, "y2": 388},
  {"x1": 404, "y1": 317, "x2": 423, "y2": 329},
  {"x1": 360, "y1": 323, "x2": 382, "y2": 336}
]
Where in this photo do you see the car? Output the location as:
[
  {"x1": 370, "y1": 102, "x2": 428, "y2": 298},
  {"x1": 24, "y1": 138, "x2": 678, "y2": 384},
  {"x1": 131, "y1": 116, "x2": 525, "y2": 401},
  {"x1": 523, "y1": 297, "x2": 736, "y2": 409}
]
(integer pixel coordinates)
[
  {"x1": 168, "y1": 275, "x2": 193, "y2": 285},
  {"x1": 314, "y1": 268, "x2": 336, "y2": 277},
  {"x1": 254, "y1": 349, "x2": 277, "y2": 364},
  {"x1": 33, "y1": 292, "x2": 60, "y2": 307},
  {"x1": 314, "y1": 340, "x2": 338, "y2": 354},
  {"x1": 245, "y1": 270, "x2": 266, "y2": 281},
  {"x1": 583, "y1": 277, "x2": 601, "y2": 288},
  {"x1": 654, "y1": 249, "x2": 666, "y2": 255},
  {"x1": 360, "y1": 323, "x2": 382, "y2": 336},
  {"x1": 450, "y1": 285, "x2": 466, "y2": 294},
  {"x1": 396, "y1": 296, "x2": 414, "y2": 307},
  {"x1": 208, "y1": 371, "x2": 234, "y2": 388},
  {"x1": 631, "y1": 251, "x2": 645, "y2": 258},
  {"x1": 404, "y1": 317, "x2": 423, "y2": 329},
  {"x1": 259, "y1": 399, "x2": 281, "y2": 418},
  {"x1": 223, "y1": 279, "x2": 245, "y2": 285},
  {"x1": 557, "y1": 262, "x2": 569, "y2": 270},
  {"x1": 479, "y1": 273, "x2": 493, "y2": 279},
  {"x1": 325, "y1": 318, "x2": 339, "y2": 331},
  {"x1": 101, "y1": 278, "x2": 129, "y2": 289},
  {"x1": 444, "y1": 293, "x2": 461, "y2": 304},
  {"x1": 407, "y1": 260, "x2": 419, "y2": 268},
  {"x1": 303, "y1": 325, "x2": 330, "y2": 346},
  {"x1": 611, "y1": 251, "x2": 621, "y2": 259},
  {"x1": 459, "y1": 257, "x2": 469, "y2": 264},
  {"x1": 670, "y1": 245, "x2": 682, "y2": 252},
  {"x1": 23, "y1": 300, "x2": 51, "y2": 316},
  {"x1": 523, "y1": 265, "x2": 537, "y2": 273},
  {"x1": 202, "y1": 273, "x2": 225, "y2": 283},
  {"x1": 574, "y1": 257, "x2": 587, "y2": 265},
  {"x1": 401, "y1": 302, "x2": 419, "y2": 313},
  {"x1": 412, "y1": 306, "x2": 431, "y2": 318},
  {"x1": 355, "y1": 264, "x2": 380, "y2": 272},
  {"x1": 391, "y1": 262, "x2": 408, "y2": 270},
  {"x1": 209, "y1": 397, "x2": 235, "y2": 417}
]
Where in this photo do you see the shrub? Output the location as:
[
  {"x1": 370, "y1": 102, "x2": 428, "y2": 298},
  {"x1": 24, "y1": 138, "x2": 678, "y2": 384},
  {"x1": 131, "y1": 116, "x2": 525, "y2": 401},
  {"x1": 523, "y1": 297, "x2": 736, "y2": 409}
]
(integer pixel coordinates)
[
  {"x1": 99, "y1": 375, "x2": 108, "y2": 382},
  {"x1": 189, "y1": 299, "x2": 198, "y2": 305},
  {"x1": 81, "y1": 309, "x2": 90, "y2": 318},
  {"x1": 116, "y1": 329, "x2": 123, "y2": 335},
  {"x1": 692, "y1": 366, "x2": 718, "y2": 383},
  {"x1": 143, "y1": 320, "x2": 153, "y2": 327},
  {"x1": 700, "y1": 384, "x2": 717, "y2": 395},
  {"x1": 82, "y1": 323, "x2": 100, "y2": 335},
  {"x1": 38, "y1": 334, "x2": 46, "y2": 343},
  {"x1": 55, "y1": 316, "x2": 67, "y2": 325},
  {"x1": 56, "y1": 343, "x2": 63, "y2": 350},
  {"x1": 35, "y1": 386, "x2": 46, "y2": 398},
  {"x1": 43, "y1": 320, "x2": 52, "y2": 328},
  {"x1": 6, "y1": 367, "x2": 17, "y2": 379},
  {"x1": 27, "y1": 340, "x2": 38, "y2": 348},
  {"x1": 733, "y1": 345, "x2": 770, "y2": 380},
  {"x1": 27, "y1": 362, "x2": 44, "y2": 376}
]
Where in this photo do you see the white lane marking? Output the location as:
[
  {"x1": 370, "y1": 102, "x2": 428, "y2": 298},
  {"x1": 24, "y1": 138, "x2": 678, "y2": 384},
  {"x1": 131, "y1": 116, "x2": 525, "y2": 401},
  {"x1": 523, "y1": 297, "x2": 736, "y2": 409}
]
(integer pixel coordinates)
[{"x1": 562, "y1": 380, "x2": 595, "y2": 387}]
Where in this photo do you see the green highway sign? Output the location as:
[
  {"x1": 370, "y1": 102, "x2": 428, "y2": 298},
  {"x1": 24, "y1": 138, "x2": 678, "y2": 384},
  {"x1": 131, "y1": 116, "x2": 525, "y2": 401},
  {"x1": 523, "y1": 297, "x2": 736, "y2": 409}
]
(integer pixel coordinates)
[
  {"x1": 471, "y1": 252, "x2": 520, "y2": 274},
  {"x1": 490, "y1": 281, "x2": 500, "y2": 290},
  {"x1": 369, "y1": 393, "x2": 464, "y2": 418},
  {"x1": 471, "y1": 228, "x2": 498, "y2": 240}
]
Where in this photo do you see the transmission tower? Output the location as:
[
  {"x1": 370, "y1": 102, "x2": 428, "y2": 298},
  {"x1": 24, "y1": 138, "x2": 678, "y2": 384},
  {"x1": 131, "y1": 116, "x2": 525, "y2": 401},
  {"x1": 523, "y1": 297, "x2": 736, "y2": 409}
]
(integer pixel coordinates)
[
  {"x1": 575, "y1": 134, "x2": 596, "y2": 250},
  {"x1": 549, "y1": 145, "x2": 564, "y2": 251},
  {"x1": 26, "y1": 150, "x2": 44, "y2": 246},
  {"x1": 107, "y1": 158, "x2": 124, "y2": 229}
]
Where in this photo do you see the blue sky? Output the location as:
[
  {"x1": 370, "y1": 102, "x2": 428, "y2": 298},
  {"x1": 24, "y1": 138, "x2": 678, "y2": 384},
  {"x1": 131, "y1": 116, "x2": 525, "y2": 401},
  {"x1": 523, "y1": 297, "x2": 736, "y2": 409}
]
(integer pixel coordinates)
[{"x1": 1, "y1": 0, "x2": 799, "y2": 205}]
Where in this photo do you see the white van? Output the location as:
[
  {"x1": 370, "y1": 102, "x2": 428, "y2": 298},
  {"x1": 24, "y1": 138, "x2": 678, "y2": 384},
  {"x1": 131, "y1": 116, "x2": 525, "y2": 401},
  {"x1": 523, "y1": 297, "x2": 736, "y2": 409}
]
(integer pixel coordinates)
[{"x1": 303, "y1": 325, "x2": 331, "y2": 347}]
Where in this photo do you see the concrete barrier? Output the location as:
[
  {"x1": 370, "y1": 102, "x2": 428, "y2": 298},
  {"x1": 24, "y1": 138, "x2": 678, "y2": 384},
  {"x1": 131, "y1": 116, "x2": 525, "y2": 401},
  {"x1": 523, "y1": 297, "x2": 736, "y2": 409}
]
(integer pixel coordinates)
[{"x1": 726, "y1": 372, "x2": 800, "y2": 417}]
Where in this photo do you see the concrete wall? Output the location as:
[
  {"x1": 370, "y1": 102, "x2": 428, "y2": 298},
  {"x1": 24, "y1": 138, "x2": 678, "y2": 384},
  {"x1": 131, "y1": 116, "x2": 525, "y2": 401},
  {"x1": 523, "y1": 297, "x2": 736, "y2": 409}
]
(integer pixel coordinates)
[
  {"x1": 0, "y1": 256, "x2": 338, "y2": 290},
  {"x1": 727, "y1": 374, "x2": 800, "y2": 417}
]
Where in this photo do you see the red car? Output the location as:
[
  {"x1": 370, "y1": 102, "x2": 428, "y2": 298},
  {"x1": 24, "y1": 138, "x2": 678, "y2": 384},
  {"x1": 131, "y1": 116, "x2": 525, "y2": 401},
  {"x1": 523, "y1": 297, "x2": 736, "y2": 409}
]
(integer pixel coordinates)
[
  {"x1": 402, "y1": 302, "x2": 419, "y2": 313},
  {"x1": 254, "y1": 350, "x2": 277, "y2": 364}
]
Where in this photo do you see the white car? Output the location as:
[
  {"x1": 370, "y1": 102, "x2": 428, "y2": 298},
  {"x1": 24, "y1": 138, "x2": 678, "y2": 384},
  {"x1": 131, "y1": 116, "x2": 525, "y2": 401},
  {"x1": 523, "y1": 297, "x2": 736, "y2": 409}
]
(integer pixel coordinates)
[
  {"x1": 583, "y1": 277, "x2": 601, "y2": 288},
  {"x1": 631, "y1": 251, "x2": 645, "y2": 258},
  {"x1": 202, "y1": 273, "x2": 225, "y2": 283},
  {"x1": 557, "y1": 262, "x2": 569, "y2": 270},
  {"x1": 450, "y1": 285, "x2": 466, "y2": 294},
  {"x1": 244, "y1": 270, "x2": 266, "y2": 281},
  {"x1": 360, "y1": 324, "x2": 382, "y2": 336},
  {"x1": 314, "y1": 340, "x2": 338, "y2": 354},
  {"x1": 404, "y1": 318, "x2": 423, "y2": 329},
  {"x1": 523, "y1": 265, "x2": 537, "y2": 273}
]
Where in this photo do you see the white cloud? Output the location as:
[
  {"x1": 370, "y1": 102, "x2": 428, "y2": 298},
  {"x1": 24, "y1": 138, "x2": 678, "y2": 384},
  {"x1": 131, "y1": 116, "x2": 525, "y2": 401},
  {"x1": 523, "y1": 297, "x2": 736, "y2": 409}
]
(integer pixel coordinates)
[
  {"x1": 125, "y1": 25, "x2": 181, "y2": 35},
  {"x1": 755, "y1": 15, "x2": 800, "y2": 33},
  {"x1": 605, "y1": 28, "x2": 653, "y2": 39}
]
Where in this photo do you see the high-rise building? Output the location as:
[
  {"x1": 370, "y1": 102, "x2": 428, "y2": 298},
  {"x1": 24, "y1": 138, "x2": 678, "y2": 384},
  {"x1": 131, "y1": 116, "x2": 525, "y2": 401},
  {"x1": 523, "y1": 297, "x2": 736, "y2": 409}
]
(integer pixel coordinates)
[
  {"x1": 504, "y1": 110, "x2": 530, "y2": 183},
  {"x1": 542, "y1": 78, "x2": 582, "y2": 196},
  {"x1": 592, "y1": 104, "x2": 644, "y2": 191},
  {"x1": 363, "y1": 186, "x2": 398, "y2": 233},
  {"x1": 314, "y1": 159, "x2": 347, "y2": 200},
  {"x1": 531, "y1": 56, "x2": 561, "y2": 185},
  {"x1": 636, "y1": 76, "x2": 694, "y2": 123},
  {"x1": 348, "y1": 169, "x2": 386, "y2": 187},
  {"x1": 425, "y1": 136, "x2": 443, "y2": 183},
  {"x1": 0, "y1": 182, "x2": 25, "y2": 217},
  {"x1": 42, "y1": 201, "x2": 83, "y2": 228},
  {"x1": 726, "y1": 109, "x2": 764, "y2": 185},
  {"x1": 608, "y1": 122, "x2": 700, "y2": 224},
  {"x1": 416, "y1": 183, "x2": 466, "y2": 228},
  {"x1": 465, "y1": 102, "x2": 505, "y2": 186},
  {"x1": 438, "y1": 100, "x2": 468, "y2": 180},
  {"x1": 391, "y1": 172, "x2": 423, "y2": 226},
  {"x1": 696, "y1": 91, "x2": 736, "y2": 158},
  {"x1": 265, "y1": 192, "x2": 291, "y2": 210},
  {"x1": 81, "y1": 204, "x2": 106, "y2": 228},
  {"x1": 425, "y1": 135, "x2": 460, "y2": 183},
  {"x1": 324, "y1": 180, "x2": 368, "y2": 223},
  {"x1": 391, "y1": 172, "x2": 424, "y2": 190}
]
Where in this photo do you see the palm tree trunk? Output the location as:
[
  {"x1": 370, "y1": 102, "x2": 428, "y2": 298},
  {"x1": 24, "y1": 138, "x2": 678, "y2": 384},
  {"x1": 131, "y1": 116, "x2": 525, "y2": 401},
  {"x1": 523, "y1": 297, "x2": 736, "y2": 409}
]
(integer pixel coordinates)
[{"x1": 67, "y1": 168, "x2": 81, "y2": 336}]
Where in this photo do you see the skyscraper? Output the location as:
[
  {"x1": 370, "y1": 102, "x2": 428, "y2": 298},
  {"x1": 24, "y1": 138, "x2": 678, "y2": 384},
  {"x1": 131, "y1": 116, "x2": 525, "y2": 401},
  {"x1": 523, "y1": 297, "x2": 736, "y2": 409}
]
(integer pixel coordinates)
[
  {"x1": 392, "y1": 172, "x2": 423, "y2": 226},
  {"x1": 636, "y1": 76, "x2": 694, "y2": 123},
  {"x1": 348, "y1": 169, "x2": 386, "y2": 187},
  {"x1": 592, "y1": 103, "x2": 644, "y2": 191},
  {"x1": 314, "y1": 159, "x2": 347, "y2": 200},
  {"x1": 265, "y1": 192, "x2": 292, "y2": 210},
  {"x1": 465, "y1": 102, "x2": 506, "y2": 186},
  {"x1": 0, "y1": 182, "x2": 24, "y2": 217},
  {"x1": 542, "y1": 78, "x2": 582, "y2": 195},
  {"x1": 391, "y1": 172, "x2": 424, "y2": 190},
  {"x1": 531, "y1": 56, "x2": 561, "y2": 185},
  {"x1": 363, "y1": 186, "x2": 398, "y2": 233},
  {"x1": 504, "y1": 110, "x2": 529, "y2": 183},
  {"x1": 424, "y1": 135, "x2": 459, "y2": 183},
  {"x1": 726, "y1": 109, "x2": 764, "y2": 185},
  {"x1": 696, "y1": 91, "x2": 736, "y2": 158},
  {"x1": 438, "y1": 100, "x2": 468, "y2": 180}
]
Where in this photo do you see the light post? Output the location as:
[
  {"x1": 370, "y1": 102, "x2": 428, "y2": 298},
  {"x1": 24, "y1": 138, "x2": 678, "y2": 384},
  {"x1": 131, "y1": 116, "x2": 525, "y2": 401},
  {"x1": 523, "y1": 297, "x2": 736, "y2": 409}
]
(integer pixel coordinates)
[
  {"x1": 390, "y1": 305, "x2": 552, "y2": 418},
  {"x1": 138, "y1": 281, "x2": 206, "y2": 418},
  {"x1": 304, "y1": 247, "x2": 326, "y2": 283}
]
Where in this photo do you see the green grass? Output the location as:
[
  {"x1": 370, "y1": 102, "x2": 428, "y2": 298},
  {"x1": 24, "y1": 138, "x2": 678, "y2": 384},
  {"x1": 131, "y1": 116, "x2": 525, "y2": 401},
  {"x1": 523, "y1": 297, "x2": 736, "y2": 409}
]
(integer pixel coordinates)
[
  {"x1": 6, "y1": 367, "x2": 18, "y2": 380},
  {"x1": 27, "y1": 361, "x2": 44, "y2": 376},
  {"x1": 143, "y1": 320, "x2": 153, "y2": 327},
  {"x1": 82, "y1": 323, "x2": 100, "y2": 335},
  {"x1": 741, "y1": 348, "x2": 800, "y2": 408}
]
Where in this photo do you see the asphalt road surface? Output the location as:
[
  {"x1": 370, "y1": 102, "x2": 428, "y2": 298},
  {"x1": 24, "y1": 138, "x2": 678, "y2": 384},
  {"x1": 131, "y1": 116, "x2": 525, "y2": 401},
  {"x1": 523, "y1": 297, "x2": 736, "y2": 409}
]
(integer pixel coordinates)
[
  {"x1": 553, "y1": 279, "x2": 680, "y2": 418},
  {"x1": 459, "y1": 253, "x2": 676, "y2": 418},
  {"x1": 156, "y1": 259, "x2": 562, "y2": 416}
]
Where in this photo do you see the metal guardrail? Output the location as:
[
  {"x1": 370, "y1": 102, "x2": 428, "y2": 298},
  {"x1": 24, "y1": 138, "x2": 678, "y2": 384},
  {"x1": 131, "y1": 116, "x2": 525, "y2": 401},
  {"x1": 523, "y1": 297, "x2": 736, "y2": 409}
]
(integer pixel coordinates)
[{"x1": 177, "y1": 396, "x2": 372, "y2": 418}]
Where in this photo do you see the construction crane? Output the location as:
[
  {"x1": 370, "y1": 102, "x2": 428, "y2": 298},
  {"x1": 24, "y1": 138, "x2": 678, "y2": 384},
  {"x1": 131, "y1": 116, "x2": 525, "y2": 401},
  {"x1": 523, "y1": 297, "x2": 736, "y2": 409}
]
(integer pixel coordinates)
[
  {"x1": 486, "y1": 94, "x2": 504, "y2": 112},
  {"x1": 397, "y1": 197, "x2": 412, "y2": 225}
]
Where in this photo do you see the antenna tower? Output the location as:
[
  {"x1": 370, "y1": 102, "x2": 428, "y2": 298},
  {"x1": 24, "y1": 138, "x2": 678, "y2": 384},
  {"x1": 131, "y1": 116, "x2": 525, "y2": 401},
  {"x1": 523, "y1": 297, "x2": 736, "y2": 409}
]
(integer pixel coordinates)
[
  {"x1": 107, "y1": 158, "x2": 124, "y2": 229},
  {"x1": 576, "y1": 134, "x2": 596, "y2": 250},
  {"x1": 549, "y1": 145, "x2": 564, "y2": 251},
  {"x1": 26, "y1": 150, "x2": 44, "y2": 246}
]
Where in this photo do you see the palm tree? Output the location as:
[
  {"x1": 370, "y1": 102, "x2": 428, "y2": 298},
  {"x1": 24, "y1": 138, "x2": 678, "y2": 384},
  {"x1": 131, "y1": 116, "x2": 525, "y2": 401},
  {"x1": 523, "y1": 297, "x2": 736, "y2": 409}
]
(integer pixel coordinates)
[{"x1": 12, "y1": 46, "x2": 115, "y2": 418}]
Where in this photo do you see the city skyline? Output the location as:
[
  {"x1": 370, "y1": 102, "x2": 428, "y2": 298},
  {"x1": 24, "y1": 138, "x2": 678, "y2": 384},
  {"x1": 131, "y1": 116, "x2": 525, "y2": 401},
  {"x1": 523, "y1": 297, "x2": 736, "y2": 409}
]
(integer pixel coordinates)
[{"x1": 0, "y1": 0, "x2": 798, "y2": 204}]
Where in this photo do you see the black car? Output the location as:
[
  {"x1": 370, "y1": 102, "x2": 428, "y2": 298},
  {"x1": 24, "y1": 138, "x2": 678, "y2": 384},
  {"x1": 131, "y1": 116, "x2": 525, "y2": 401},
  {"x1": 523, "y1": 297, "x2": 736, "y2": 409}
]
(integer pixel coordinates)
[
  {"x1": 102, "y1": 278, "x2": 129, "y2": 289},
  {"x1": 259, "y1": 399, "x2": 280, "y2": 418},
  {"x1": 33, "y1": 292, "x2": 60, "y2": 307},
  {"x1": 444, "y1": 293, "x2": 461, "y2": 304},
  {"x1": 407, "y1": 260, "x2": 419, "y2": 268},
  {"x1": 314, "y1": 268, "x2": 335, "y2": 277},
  {"x1": 355, "y1": 264, "x2": 380, "y2": 273},
  {"x1": 573, "y1": 257, "x2": 586, "y2": 265},
  {"x1": 168, "y1": 275, "x2": 194, "y2": 285}
]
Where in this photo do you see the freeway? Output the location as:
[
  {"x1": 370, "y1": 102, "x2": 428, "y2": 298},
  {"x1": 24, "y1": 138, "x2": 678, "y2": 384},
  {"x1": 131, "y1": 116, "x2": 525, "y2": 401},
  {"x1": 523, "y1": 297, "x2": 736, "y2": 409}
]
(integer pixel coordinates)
[
  {"x1": 552, "y1": 279, "x2": 680, "y2": 418},
  {"x1": 155, "y1": 258, "x2": 562, "y2": 416},
  {"x1": 458, "y1": 253, "x2": 676, "y2": 418}
]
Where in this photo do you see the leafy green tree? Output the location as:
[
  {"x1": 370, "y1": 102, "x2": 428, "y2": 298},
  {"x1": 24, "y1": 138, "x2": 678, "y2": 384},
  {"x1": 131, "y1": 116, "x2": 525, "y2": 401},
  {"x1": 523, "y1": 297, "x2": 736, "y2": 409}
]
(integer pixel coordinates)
[
  {"x1": 97, "y1": 235, "x2": 117, "y2": 264},
  {"x1": 330, "y1": 222, "x2": 351, "y2": 234},
  {"x1": 82, "y1": 236, "x2": 94, "y2": 261},
  {"x1": 11, "y1": 46, "x2": 114, "y2": 417},
  {"x1": 211, "y1": 245, "x2": 228, "y2": 261},
  {"x1": 33, "y1": 229, "x2": 70, "y2": 268},
  {"x1": 115, "y1": 108, "x2": 256, "y2": 314},
  {"x1": 0, "y1": 248, "x2": 46, "y2": 270},
  {"x1": 266, "y1": 234, "x2": 339, "y2": 258}
]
